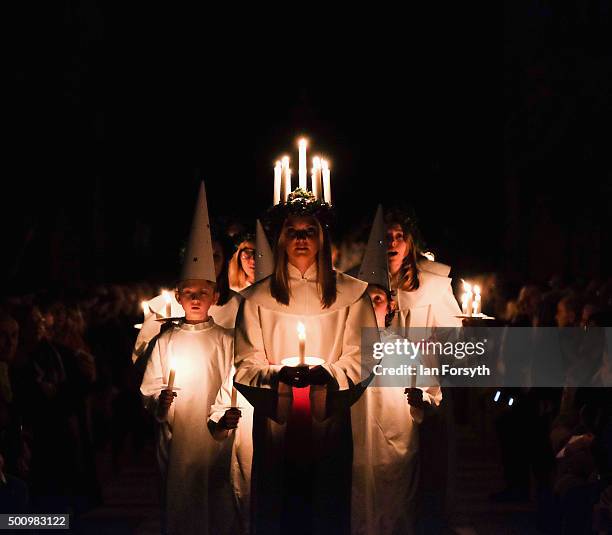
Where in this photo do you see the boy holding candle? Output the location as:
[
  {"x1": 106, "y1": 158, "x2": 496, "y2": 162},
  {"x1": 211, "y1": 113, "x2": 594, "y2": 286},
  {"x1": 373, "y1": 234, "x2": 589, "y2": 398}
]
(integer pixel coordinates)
[{"x1": 140, "y1": 183, "x2": 242, "y2": 535}]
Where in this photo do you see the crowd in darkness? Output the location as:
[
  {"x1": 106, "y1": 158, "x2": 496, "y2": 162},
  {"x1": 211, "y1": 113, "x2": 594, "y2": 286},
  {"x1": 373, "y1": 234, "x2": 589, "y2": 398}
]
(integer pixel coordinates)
[{"x1": 0, "y1": 219, "x2": 611, "y2": 532}]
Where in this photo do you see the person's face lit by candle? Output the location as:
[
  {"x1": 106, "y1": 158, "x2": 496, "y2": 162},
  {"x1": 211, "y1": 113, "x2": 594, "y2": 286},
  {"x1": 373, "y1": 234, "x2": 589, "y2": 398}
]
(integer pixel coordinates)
[
  {"x1": 239, "y1": 242, "x2": 256, "y2": 284},
  {"x1": 386, "y1": 224, "x2": 409, "y2": 275},
  {"x1": 366, "y1": 285, "x2": 391, "y2": 329},
  {"x1": 283, "y1": 216, "x2": 321, "y2": 272},
  {"x1": 175, "y1": 280, "x2": 219, "y2": 324}
]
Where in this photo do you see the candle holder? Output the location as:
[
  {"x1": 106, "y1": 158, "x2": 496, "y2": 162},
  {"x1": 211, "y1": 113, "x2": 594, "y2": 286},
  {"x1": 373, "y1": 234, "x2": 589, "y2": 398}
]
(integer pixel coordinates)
[
  {"x1": 455, "y1": 314, "x2": 496, "y2": 320},
  {"x1": 281, "y1": 356, "x2": 325, "y2": 367}
]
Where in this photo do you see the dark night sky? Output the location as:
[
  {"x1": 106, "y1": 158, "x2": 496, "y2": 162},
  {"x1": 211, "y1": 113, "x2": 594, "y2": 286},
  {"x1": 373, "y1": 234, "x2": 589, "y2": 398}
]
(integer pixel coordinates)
[{"x1": 5, "y1": 3, "x2": 611, "y2": 291}]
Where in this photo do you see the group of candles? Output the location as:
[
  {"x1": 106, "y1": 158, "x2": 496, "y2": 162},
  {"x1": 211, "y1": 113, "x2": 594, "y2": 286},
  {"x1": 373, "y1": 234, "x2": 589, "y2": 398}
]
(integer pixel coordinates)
[
  {"x1": 461, "y1": 280, "x2": 482, "y2": 317},
  {"x1": 273, "y1": 138, "x2": 332, "y2": 205}
]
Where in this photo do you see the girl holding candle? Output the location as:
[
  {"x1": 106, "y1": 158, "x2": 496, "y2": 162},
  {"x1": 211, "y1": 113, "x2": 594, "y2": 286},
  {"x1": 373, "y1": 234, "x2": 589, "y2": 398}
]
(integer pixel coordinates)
[
  {"x1": 351, "y1": 206, "x2": 444, "y2": 535},
  {"x1": 233, "y1": 189, "x2": 376, "y2": 535},
  {"x1": 382, "y1": 207, "x2": 463, "y2": 533}
]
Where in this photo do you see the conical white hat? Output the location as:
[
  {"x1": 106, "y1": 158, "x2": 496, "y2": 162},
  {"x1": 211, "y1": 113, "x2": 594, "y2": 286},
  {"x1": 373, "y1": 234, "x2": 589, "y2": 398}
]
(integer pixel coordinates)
[
  {"x1": 181, "y1": 182, "x2": 216, "y2": 282},
  {"x1": 358, "y1": 205, "x2": 389, "y2": 290},
  {"x1": 255, "y1": 219, "x2": 274, "y2": 282}
]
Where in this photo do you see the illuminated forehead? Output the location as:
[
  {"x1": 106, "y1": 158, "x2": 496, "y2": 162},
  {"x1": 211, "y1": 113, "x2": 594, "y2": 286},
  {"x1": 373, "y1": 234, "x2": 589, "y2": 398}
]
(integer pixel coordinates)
[
  {"x1": 284, "y1": 215, "x2": 318, "y2": 230},
  {"x1": 367, "y1": 286, "x2": 388, "y2": 300},
  {"x1": 178, "y1": 279, "x2": 216, "y2": 292},
  {"x1": 386, "y1": 224, "x2": 404, "y2": 234}
]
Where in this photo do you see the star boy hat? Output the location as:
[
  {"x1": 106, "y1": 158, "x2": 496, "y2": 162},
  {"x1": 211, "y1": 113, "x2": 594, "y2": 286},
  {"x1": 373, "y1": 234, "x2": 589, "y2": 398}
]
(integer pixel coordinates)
[{"x1": 181, "y1": 181, "x2": 216, "y2": 282}]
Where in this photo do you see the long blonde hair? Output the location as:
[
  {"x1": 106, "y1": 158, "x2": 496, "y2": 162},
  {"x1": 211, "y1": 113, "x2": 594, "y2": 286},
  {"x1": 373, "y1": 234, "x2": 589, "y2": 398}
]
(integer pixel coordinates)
[
  {"x1": 270, "y1": 217, "x2": 337, "y2": 308},
  {"x1": 228, "y1": 240, "x2": 254, "y2": 291}
]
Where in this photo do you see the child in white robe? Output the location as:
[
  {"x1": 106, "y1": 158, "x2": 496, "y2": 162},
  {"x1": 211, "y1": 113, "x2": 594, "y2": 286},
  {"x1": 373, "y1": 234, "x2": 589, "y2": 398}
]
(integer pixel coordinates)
[{"x1": 141, "y1": 278, "x2": 241, "y2": 535}]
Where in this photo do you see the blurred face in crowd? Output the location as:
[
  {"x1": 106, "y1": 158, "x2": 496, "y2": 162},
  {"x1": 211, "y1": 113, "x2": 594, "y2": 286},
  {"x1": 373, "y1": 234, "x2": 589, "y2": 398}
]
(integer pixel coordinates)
[
  {"x1": 212, "y1": 241, "x2": 225, "y2": 278},
  {"x1": 239, "y1": 241, "x2": 256, "y2": 284},
  {"x1": 580, "y1": 304, "x2": 597, "y2": 329},
  {"x1": 283, "y1": 216, "x2": 321, "y2": 270},
  {"x1": 386, "y1": 224, "x2": 409, "y2": 274},
  {"x1": 0, "y1": 318, "x2": 19, "y2": 364},
  {"x1": 555, "y1": 299, "x2": 576, "y2": 327},
  {"x1": 31, "y1": 307, "x2": 52, "y2": 341},
  {"x1": 367, "y1": 285, "x2": 390, "y2": 329},
  {"x1": 176, "y1": 280, "x2": 218, "y2": 323}
]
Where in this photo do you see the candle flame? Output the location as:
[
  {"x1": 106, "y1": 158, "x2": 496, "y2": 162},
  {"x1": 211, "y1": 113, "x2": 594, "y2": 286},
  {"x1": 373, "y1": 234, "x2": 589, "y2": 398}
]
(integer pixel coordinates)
[
  {"x1": 321, "y1": 158, "x2": 329, "y2": 170},
  {"x1": 462, "y1": 280, "x2": 472, "y2": 293},
  {"x1": 274, "y1": 160, "x2": 281, "y2": 168},
  {"x1": 282, "y1": 156, "x2": 289, "y2": 166},
  {"x1": 474, "y1": 285, "x2": 481, "y2": 295},
  {"x1": 169, "y1": 357, "x2": 176, "y2": 371},
  {"x1": 163, "y1": 291, "x2": 172, "y2": 304},
  {"x1": 297, "y1": 321, "x2": 306, "y2": 341},
  {"x1": 313, "y1": 156, "x2": 321, "y2": 167},
  {"x1": 298, "y1": 138, "x2": 307, "y2": 148}
]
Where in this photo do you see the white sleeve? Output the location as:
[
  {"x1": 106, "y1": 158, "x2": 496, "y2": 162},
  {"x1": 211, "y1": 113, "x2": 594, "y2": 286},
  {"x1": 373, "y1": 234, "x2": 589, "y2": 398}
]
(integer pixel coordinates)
[
  {"x1": 234, "y1": 298, "x2": 283, "y2": 389},
  {"x1": 323, "y1": 294, "x2": 377, "y2": 391},
  {"x1": 140, "y1": 337, "x2": 172, "y2": 423}
]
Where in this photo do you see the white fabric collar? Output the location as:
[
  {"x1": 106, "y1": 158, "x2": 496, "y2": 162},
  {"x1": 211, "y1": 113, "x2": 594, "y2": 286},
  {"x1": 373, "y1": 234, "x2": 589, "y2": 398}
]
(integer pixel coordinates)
[{"x1": 179, "y1": 317, "x2": 215, "y2": 331}]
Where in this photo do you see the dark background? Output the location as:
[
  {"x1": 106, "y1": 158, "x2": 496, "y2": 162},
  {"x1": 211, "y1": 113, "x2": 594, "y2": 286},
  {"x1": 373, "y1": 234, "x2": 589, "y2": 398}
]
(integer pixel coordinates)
[{"x1": 5, "y1": 2, "x2": 611, "y2": 294}]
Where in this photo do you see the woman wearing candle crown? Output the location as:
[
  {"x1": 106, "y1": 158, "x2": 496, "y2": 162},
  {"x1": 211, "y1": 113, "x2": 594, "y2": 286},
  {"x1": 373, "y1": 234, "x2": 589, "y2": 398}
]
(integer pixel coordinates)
[{"x1": 234, "y1": 189, "x2": 377, "y2": 535}]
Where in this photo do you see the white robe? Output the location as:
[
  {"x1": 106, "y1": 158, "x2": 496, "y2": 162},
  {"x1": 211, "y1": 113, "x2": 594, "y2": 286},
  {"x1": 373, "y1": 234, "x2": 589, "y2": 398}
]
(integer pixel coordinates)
[
  {"x1": 209, "y1": 368, "x2": 254, "y2": 535},
  {"x1": 351, "y1": 267, "x2": 462, "y2": 535},
  {"x1": 140, "y1": 319, "x2": 235, "y2": 535},
  {"x1": 234, "y1": 263, "x2": 377, "y2": 535}
]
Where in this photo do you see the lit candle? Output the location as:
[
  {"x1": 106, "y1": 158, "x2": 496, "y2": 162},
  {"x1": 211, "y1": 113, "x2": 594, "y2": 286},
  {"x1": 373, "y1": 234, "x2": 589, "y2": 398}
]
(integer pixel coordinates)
[
  {"x1": 321, "y1": 158, "x2": 331, "y2": 205},
  {"x1": 461, "y1": 293, "x2": 469, "y2": 316},
  {"x1": 163, "y1": 291, "x2": 172, "y2": 318},
  {"x1": 473, "y1": 285, "x2": 481, "y2": 316},
  {"x1": 167, "y1": 358, "x2": 176, "y2": 390},
  {"x1": 298, "y1": 138, "x2": 307, "y2": 190},
  {"x1": 231, "y1": 387, "x2": 238, "y2": 408},
  {"x1": 286, "y1": 167, "x2": 292, "y2": 200},
  {"x1": 311, "y1": 157, "x2": 322, "y2": 200},
  {"x1": 281, "y1": 156, "x2": 290, "y2": 202},
  {"x1": 462, "y1": 281, "x2": 473, "y2": 316},
  {"x1": 273, "y1": 160, "x2": 282, "y2": 205},
  {"x1": 297, "y1": 321, "x2": 306, "y2": 366}
]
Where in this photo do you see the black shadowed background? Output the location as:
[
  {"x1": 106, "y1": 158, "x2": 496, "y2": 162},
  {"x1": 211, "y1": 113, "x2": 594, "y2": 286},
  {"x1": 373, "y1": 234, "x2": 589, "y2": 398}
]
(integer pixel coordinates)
[{"x1": 4, "y1": 3, "x2": 611, "y2": 294}]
